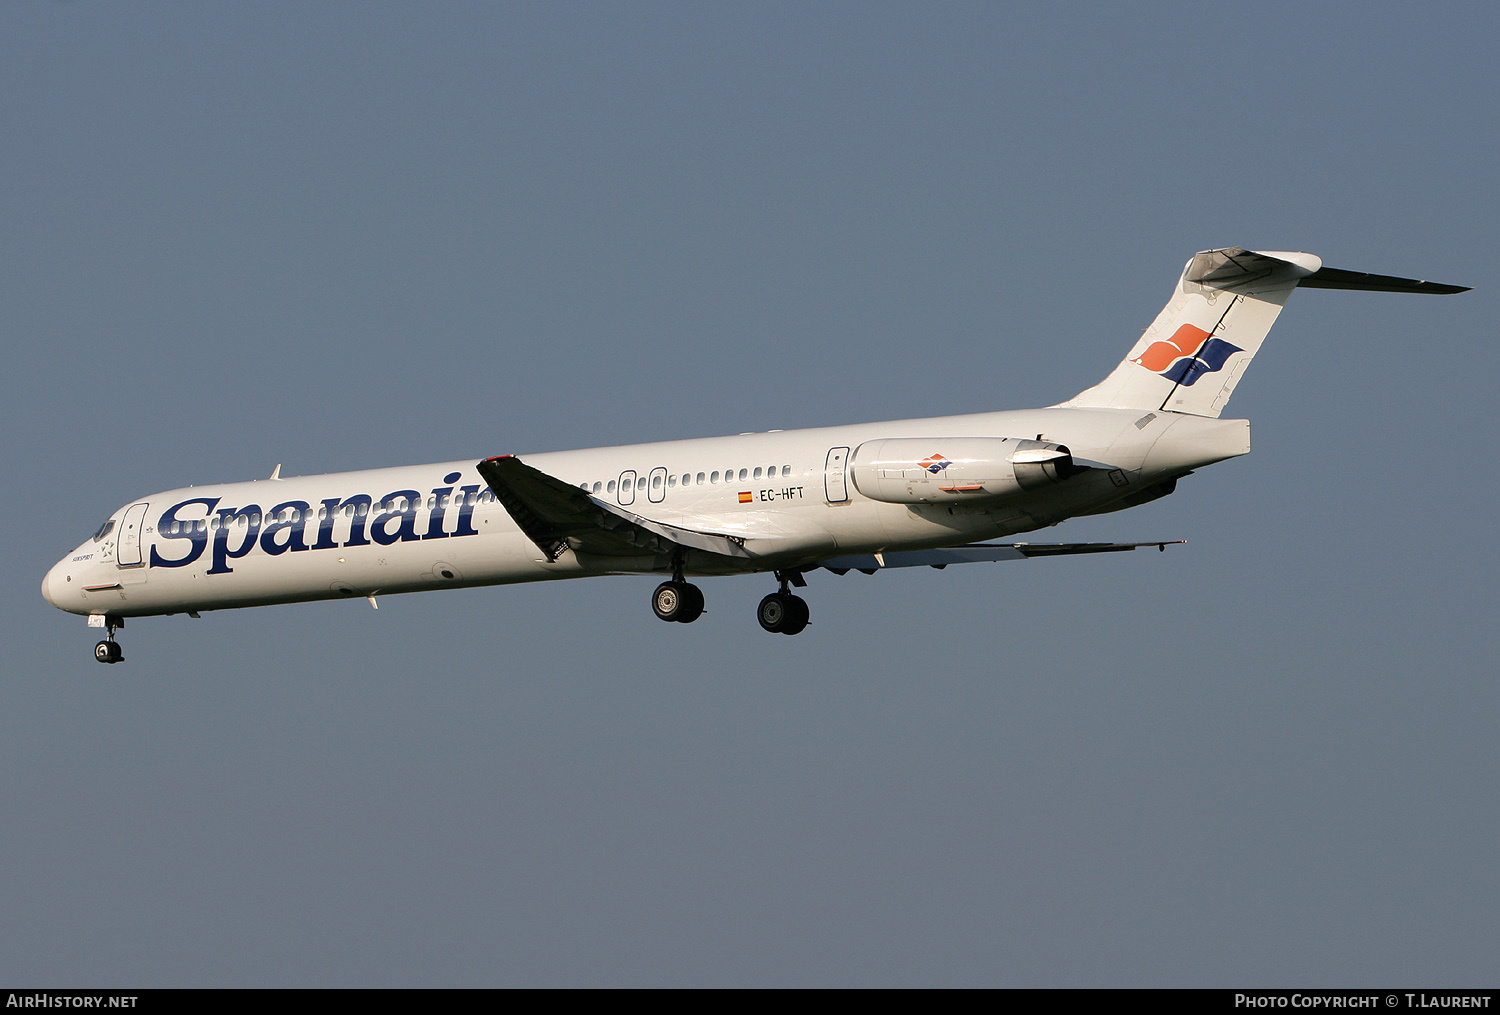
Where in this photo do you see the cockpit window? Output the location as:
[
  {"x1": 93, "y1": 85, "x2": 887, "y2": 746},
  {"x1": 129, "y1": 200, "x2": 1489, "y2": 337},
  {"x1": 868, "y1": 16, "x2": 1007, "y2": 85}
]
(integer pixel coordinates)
[{"x1": 92, "y1": 518, "x2": 115, "y2": 542}]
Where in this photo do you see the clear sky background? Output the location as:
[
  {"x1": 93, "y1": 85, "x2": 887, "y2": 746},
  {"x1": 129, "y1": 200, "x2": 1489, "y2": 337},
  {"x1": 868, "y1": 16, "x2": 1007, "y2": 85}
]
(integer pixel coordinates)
[{"x1": 3, "y1": 1, "x2": 1496, "y2": 987}]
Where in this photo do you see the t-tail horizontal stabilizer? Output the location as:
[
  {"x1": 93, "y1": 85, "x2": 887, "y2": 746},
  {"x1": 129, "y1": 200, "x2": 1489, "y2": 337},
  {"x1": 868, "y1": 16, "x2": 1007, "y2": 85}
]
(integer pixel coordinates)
[
  {"x1": 1063, "y1": 247, "x2": 1469, "y2": 419},
  {"x1": 1296, "y1": 266, "x2": 1470, "y2": 295}
]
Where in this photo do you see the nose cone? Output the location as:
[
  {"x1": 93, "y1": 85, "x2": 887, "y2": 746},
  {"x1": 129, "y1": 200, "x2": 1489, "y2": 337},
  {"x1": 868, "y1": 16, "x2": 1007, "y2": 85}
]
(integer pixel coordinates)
[{"x1": 41, "y1": 566, "x2": 57, "y2": 608}]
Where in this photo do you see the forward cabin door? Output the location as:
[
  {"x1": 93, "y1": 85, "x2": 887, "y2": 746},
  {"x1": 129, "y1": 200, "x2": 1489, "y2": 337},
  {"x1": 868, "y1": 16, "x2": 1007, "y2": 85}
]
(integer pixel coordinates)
[
  {"x1": 116, "y1": 502, "x2": 150, "y2": 567},
  {"x1": 824, "y1": 447, "x2": 850, "y2": 503}
]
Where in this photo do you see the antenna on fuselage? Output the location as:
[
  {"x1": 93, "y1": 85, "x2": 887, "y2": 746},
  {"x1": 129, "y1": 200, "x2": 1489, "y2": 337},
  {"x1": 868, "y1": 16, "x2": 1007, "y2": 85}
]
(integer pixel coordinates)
[{"x1": 269, "y1": 464, "x2": 282, "y2": 480}]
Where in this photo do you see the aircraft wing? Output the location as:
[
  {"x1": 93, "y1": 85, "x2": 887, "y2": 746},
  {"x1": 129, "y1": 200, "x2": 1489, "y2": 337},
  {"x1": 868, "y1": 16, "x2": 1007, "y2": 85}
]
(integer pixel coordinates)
[
  {"x1": 479, "y1": 456, "x2": 1182, "y2": 571},
  {"x1": 476, "y1": 455, "x2": 753, "y2": 561},
  {"x1": 816, "y1": 541, "x2": 1184, "y2": 574}
]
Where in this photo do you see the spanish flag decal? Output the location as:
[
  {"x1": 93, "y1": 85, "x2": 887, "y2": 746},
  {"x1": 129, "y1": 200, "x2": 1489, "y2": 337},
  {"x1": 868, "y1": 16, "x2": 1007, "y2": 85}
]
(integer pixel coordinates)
[{"x1": 738, "y1": 491, "x2": 753, "y2": 503}]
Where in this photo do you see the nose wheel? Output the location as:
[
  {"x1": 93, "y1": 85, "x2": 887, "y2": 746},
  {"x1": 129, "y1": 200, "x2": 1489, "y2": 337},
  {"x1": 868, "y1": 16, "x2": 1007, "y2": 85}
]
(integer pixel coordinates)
[
  {"x1": 758, "y1": 570, "x2": 810, "y2": 635},
  {"x1": 92, "y1": 615, "x2": 124, "y2": 664}
]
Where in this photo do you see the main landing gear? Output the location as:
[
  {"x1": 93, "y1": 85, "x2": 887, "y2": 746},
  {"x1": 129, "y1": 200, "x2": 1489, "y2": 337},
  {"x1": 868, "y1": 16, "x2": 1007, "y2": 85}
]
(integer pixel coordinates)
[
  {"x1": 757, "y1": 570, "x2": 809, "y2": 636},
  {"x1": 650, "y1": 563, "x2": 810, "y2": 635},
  {"x1": 93, "y1": 616, "x2": 124, "y2": 664},
  {"x1": 653, "y1": 550, "x2": 706, "y2": 624},
  {"x1": 652, "y1": 579, "x2": 705, "y2": 623}
]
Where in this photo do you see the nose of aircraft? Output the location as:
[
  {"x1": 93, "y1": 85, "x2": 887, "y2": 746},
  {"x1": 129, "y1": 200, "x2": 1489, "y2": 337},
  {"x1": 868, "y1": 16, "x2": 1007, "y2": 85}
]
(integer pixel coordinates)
[{"x1": 41, "y1": 565, "x2": 57, "y2": 607}]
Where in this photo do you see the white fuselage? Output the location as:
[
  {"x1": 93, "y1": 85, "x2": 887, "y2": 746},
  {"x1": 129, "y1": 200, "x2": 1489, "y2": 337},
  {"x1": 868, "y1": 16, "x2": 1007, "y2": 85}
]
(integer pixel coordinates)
[{"x1": 41, "y1": 405, "x2": 1249, "y2": 619}]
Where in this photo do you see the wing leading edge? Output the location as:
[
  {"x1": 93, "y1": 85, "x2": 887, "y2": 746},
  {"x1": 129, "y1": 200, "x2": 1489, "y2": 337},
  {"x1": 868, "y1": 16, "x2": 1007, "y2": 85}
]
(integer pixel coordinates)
[
  {"x1": 817, "y1": 541, "x2": 1185, "y2": 575},
  {"x1": 476, "y1": 455, "x2": 753, "y2": 562}
]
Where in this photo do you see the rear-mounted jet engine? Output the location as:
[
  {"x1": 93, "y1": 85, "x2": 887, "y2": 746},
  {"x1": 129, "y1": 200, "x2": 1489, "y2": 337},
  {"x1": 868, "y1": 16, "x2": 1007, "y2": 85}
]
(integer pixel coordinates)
[{"x1": 849, "y1": 437, "x2": 1083, "y2": 504}]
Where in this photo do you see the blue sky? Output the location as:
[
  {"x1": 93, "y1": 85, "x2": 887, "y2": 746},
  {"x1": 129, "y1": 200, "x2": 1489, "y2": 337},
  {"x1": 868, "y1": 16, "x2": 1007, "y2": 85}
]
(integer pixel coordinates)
[{"x1": 3, "y1": 2, "x2": 1496, "y2": 986}]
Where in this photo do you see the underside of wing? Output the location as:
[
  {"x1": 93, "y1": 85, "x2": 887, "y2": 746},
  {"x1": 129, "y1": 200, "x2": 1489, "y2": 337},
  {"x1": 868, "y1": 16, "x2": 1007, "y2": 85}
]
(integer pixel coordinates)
[
  {"x1": 816, "y1": 541, "x2": 1184, "y2": 575},
  {"x1": 475, "y1": 455, "x2": 752, "y2": 562}
]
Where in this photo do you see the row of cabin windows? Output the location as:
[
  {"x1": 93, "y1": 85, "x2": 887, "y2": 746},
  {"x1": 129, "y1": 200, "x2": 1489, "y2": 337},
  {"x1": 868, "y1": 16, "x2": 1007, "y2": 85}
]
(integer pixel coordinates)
[
  {"x1": 579, "y1": 465, "x2": 793, "y2": 494},
  {"x1": 161, "y1": 489, "x2": 500, "y2": 534}
]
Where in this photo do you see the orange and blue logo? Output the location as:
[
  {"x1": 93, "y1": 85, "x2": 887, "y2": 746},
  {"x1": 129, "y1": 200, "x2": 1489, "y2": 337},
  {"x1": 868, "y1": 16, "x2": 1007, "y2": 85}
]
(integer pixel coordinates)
[
  {"x1": 1132, "y1": 324, "x2": 1242, "y2": 386},
  {"x1": 920, "y1": 454, "x2": 952, "y2": 474}
]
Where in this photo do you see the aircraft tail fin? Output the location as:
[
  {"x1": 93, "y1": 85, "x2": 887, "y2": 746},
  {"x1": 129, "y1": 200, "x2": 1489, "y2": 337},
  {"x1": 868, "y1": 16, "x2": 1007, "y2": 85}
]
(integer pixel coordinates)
[{"x1": 1059, "y1": 247, "x2": 1469, "y2": 418}]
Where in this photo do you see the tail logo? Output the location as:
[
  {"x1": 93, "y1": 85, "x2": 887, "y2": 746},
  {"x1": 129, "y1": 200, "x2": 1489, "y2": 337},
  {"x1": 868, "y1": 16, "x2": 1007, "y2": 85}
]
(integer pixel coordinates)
[
  {"x1": 920, "y1": 454, "x2": 952, "y2": 474},
  {"x1": 1132, "y1": 324, "x2": 1243, "y2": 387}
]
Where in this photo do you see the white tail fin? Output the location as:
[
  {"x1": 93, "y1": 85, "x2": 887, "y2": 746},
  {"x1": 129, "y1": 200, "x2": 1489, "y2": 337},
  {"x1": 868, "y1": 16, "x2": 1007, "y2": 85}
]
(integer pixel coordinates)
[
  {"x1": 1062, "y1": 247, "x2": 1469, "y2": 417},
  {"x1": 1064, "y1": 248, "x2": 1321, "y2": 418}
]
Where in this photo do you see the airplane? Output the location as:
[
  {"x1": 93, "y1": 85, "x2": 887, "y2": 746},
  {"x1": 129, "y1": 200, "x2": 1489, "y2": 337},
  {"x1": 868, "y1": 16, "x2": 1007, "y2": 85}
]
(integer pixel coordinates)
[{"x1": 42, "y1": 247, "x2": 1467, "y2": 663}]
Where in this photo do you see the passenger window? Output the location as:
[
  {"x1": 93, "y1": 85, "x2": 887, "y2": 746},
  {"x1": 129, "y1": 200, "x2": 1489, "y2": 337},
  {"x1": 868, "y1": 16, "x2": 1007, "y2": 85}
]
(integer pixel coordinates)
[
  {"x1": 710, "y1": 472, "x2": 719, "y2": 484},
  {"x1": 667, "y1": 475, "x2": 676, "y2": 487},
  {"x1": 696, "y1": 473, "x2": 705, "y2": 485},
  {"x1": 607, "y1": 481, "x2": 616, "y2": 493},
  {"x1": 592, "y1": 482, "x2": 602, "y2": 493},
  {"x1": 782, "y1": 465, "x2": 790, "y2": 476},
  {"x1": 637, "y1": 477, "x2": 646, "y2": 490},
  {"x1": 738, "y1": 469, "x2": 747, "y2": 481},
  {"x1": 753, "y1": 468, "x2": 762, "y2": 480},
  {"x1": 653, "y1": 474, "x2": 662, "y2": 488}
]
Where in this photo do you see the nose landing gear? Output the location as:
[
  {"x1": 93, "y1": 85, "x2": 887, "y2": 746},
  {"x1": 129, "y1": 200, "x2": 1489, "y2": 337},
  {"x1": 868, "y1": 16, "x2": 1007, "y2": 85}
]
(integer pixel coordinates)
[
  {"x1": 93, "y1": 616, "x2": 124, "y2": 664},
  {"x1": 758, "y1": 570, "x2": 810, "y2": 636}
]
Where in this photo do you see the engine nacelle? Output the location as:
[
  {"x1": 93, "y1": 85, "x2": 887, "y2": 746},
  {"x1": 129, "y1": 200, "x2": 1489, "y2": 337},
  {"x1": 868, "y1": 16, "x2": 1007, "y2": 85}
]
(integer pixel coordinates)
[{"x1": 849, "y1": 437, "x2": 1081, "y2": 504}]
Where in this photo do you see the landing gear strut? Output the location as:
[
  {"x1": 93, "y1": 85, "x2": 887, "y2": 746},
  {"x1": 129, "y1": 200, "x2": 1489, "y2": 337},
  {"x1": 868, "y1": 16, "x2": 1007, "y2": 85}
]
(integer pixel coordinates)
[
  {"x1": 758, "y1": 570, "x2": 810, "y2": 636},
  {"x1": 652, "y1": 552, "x2": 704, "y2": 624},
  {"x1": 93, "y1": 616, "x2": 124, "y2": 664}
]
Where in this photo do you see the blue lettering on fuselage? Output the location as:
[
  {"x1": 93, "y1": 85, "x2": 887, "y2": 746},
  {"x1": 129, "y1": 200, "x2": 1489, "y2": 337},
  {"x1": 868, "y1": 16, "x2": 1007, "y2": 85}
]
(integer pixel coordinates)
[
  {"x1": 149, "y1": 496, "x2": 221, "y2": 568},
  {"x1": 151, "y1": 476, "x2": 485, "y2": 575},
  {"x1": 261, "y1": 500, "x2": 311, "y2": 556},
  {"x1": 370, "y1": 490, "x2": 421, "y2": 546},
  {"x1": 209, "y1": 504, "x2": 262, "y2": 575}
]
